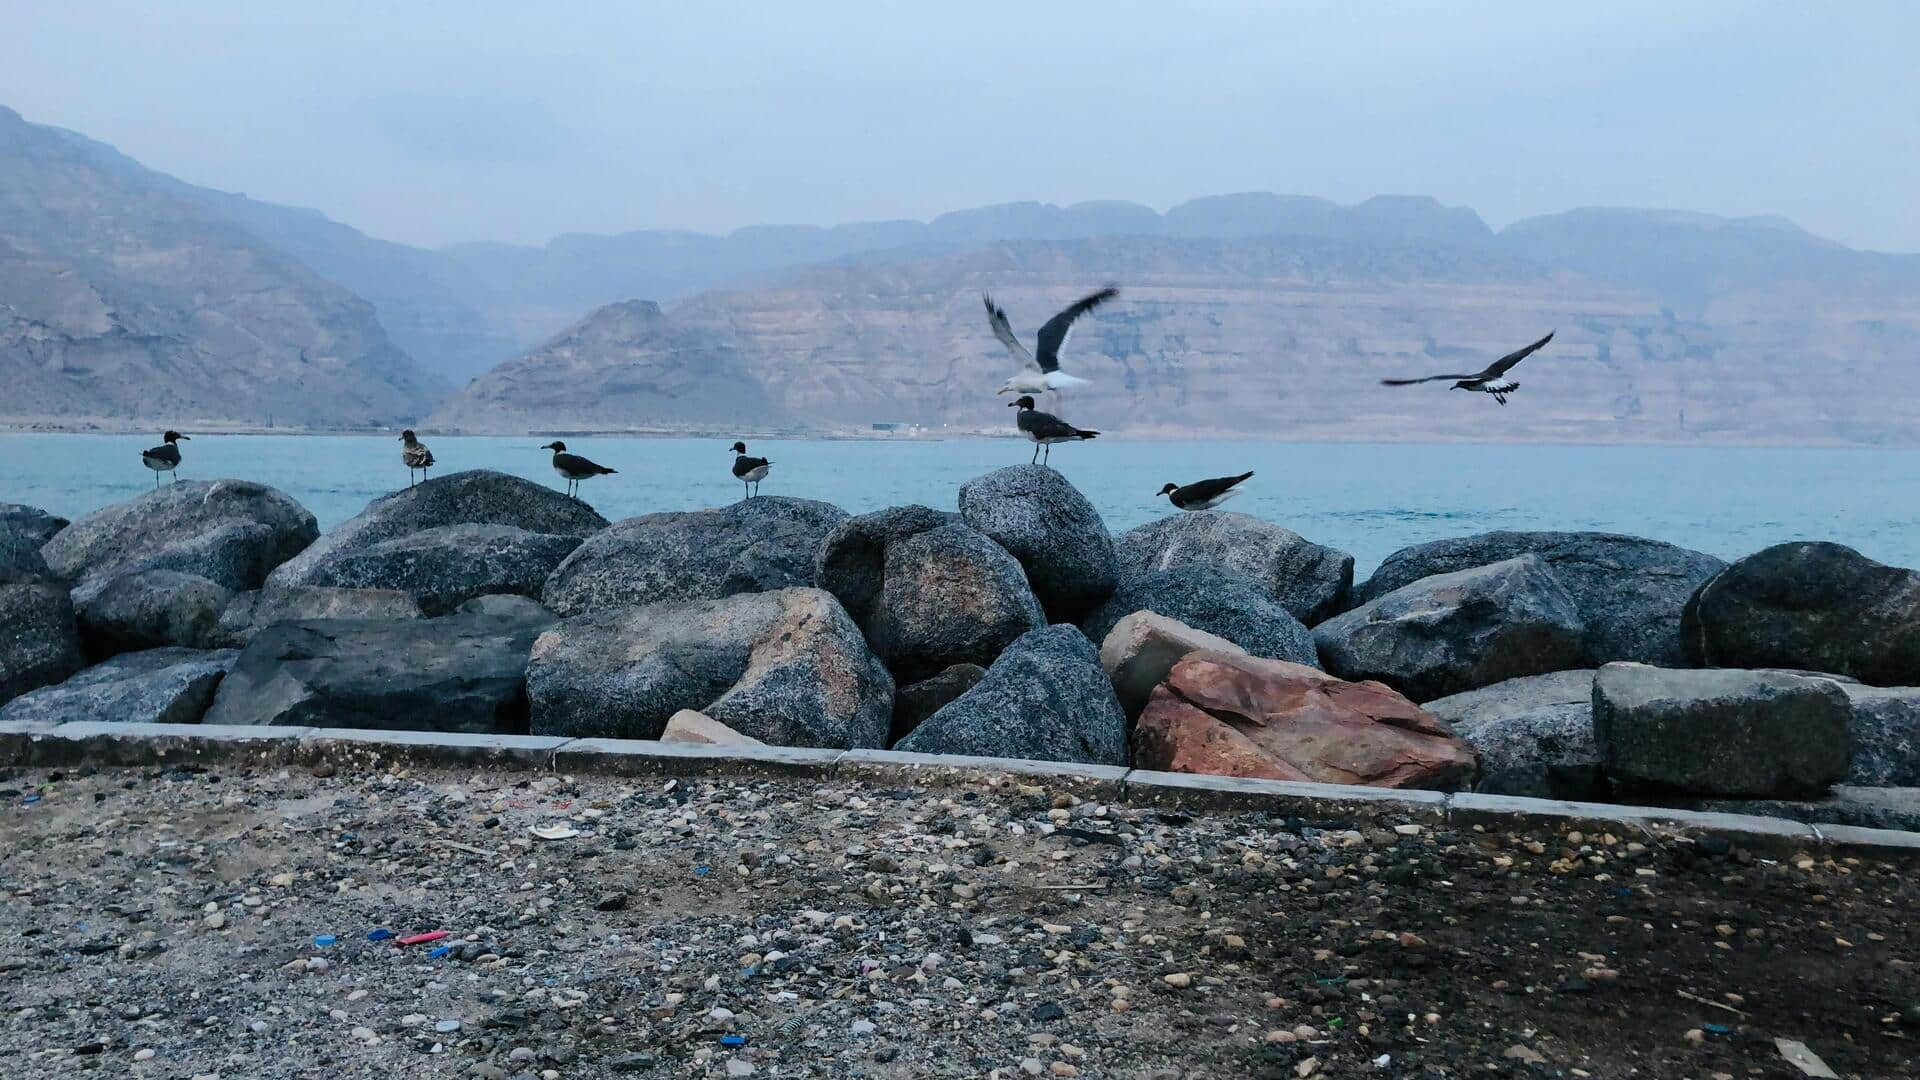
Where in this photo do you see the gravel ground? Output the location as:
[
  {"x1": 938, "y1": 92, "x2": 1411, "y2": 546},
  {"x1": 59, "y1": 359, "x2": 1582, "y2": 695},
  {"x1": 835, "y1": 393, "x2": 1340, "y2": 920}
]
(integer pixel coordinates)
[{"x1": 0, "y1": 762, "x2": 1914, "y2": 1079}]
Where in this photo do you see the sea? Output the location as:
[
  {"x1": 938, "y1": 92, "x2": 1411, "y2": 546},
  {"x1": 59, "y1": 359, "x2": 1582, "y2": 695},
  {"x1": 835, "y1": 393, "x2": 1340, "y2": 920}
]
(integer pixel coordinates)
[{"x1": 5, "y1": 433, "x2": 1917, "y2": 578}]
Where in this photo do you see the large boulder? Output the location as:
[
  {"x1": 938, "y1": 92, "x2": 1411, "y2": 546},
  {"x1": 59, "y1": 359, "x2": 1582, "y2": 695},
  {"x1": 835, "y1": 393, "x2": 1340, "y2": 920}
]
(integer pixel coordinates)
[
  {"x1": 543, "y1": 497, "x2": 846, "y2": 617},
  {"x1": 815, "y1": 508, "x2": 1042, "y2": 681},
  {"x1": 1, "y1": 503, "x2": 69, "y2": 551},
  {"x1": 202, "y1": 608, "x2": 557, "y2": 732},
  {"x1": 870, "y1": 524, "x2": 1046, "y2": 681},
  {"x1": 814, "y1": 505, "x2": 960, "y2": 629},
  {"x1": 1313, "y1": 555, "x2": 1591, "y2": 701},
  {"x1": 1680, "y1": 542, "x2": 1920, "y2": 685},
  {"x1": 42, "y1": 480, "x2": 318, "y2": 600},
  {"x1": 957, "y1": 465, "x2": 1117, "y2": 620},
  {"x1": 895, "y1": 625, "x2": 1127, "y2": 766},
  {"x1": 294, "y1": 523, "x2": 584, "y2": 616},
  {"x1": 1592, "y1": 663, "x2": 1852, "y2": 798},
  {"x1": 1081, "y1": 565, "x2": 1317, "y2": 667},
  {"x1": 1423, "y1": 670, "x2": 1605, "y2": 800},
  {"x1": 1355, "y1": 531, "x2": 1725, "y2": 665},
  {"x1": 76, "y1": 569, "x2": 232, "y2": 654},
  {"x1": 890, "y1": 664, "x2": 986, "y2": 746},
  {"x1": 270, "y1": 469, "x2": 605, "y2": 597},
  {"x1": 1115, "y1": 511, "x2": 1353, "y2": 623},
  {"x1": 1, "y1": 527, "x2": 56, "y2": 586},
  {"x1": 1097, "y1": 611, "x2": 1246, "y2": 721},
  {"x1": 0, "y1": 584, "x2": 85, "y2": 705},
  {"x1": 1839, "y1": 685, "x2": 1920, "y2": 787},
  {"x1": 1135, "y1": 651, "x2": 1476, "y2": 788},
  {"x1": 527, "y1": 587, "x2": 892, "y2": 748},
  {"x1": 0, "y1": 648, "x2": 236, "y2": 726},
  {"x1": 214, "y1": 586, "x2": 425, "y2": 647}
]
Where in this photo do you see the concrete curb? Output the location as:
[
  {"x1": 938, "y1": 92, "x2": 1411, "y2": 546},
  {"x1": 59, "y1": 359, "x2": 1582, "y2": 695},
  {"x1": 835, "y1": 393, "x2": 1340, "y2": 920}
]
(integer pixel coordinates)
[{"x1": 1, "y1": 720, "x2": 1913, "y2": 860}]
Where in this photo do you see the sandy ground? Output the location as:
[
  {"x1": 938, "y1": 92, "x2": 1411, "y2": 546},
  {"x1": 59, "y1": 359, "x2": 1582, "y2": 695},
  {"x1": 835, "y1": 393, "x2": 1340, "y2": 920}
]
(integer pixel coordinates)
[{"x1": 0, "y1": 761, "x2": 1913, "y2": 1079}]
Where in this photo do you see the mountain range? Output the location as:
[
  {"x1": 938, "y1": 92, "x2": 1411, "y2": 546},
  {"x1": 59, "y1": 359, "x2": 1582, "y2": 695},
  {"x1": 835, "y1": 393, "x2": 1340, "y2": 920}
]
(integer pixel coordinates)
[{"x1": 3, "y1": 103, "x2": 1917, "y2": 442}]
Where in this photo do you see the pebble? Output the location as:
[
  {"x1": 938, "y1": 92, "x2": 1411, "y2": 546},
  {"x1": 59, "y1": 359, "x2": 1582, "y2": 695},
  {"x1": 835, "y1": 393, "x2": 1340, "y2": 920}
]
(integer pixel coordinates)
[
  {"x1": 725, "y1": 1061, "x2": 754, "y2": 1077},
  {"x1": 851, "y1": 1019, "x2": 877, "y2": 1036},
  {"x1": 1162, "y1": 972, "x2": 1192, "y2": 988},
  {"x1": 132, "y1": 1048, "x2": 156, "y2": 1062},
  {"x1": 435, "y1": 1019, "x2": 461, "y2": 1034}
]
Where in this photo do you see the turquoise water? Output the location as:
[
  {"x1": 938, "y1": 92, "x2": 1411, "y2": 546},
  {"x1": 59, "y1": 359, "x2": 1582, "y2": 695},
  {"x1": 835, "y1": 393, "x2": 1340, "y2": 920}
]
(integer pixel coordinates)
[{"x1": 5, "y1": 433, "x2": 1918, "y2": 577}]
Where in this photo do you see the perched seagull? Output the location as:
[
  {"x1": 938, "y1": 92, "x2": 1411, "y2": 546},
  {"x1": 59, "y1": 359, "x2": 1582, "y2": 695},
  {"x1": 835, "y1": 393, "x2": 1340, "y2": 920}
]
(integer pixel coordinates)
[
  {"x1": 730, "y1": 441, "x2": 772, "y2": 499},
  {"x1": 141, "y1": 431, "x2": 188, "y2": 486},
  {"x1": 1380, "y1": 331, "x2": 1555, "y2": 406},
  {"x1": 1008, "y1": 395, "x2": 1098, "y2": 465},
  {"x1": 398, "y1": 430, "x2": 435, "y2": 486},
  {"x1": 1158, "y1": 472, "x2": 1254, "y2": 511},
  {"x1": 541, "y1": 441, "x2": 617, "y2": 499},
  {"x1": 985, "y1": 286, "x2": 1118, "y2": 399}
]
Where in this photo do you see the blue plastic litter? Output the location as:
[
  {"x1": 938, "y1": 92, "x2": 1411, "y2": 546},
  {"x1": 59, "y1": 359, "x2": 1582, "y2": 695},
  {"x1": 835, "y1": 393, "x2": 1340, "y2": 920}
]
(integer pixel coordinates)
[
  {"x1": 22, "y1": 794, "x2": 41, "y2": 805},
  {"x1": 367, "y1": 928, "x2": 395, "y2": 942},
  {"x1": 314, "y1": 935, "x2": 337, "y2": 947},
  {"x1": 427, "y1": 945, "x2": 452, "y2": 959},
  {"x1": 1615, "y1": 887, "x2": 1632, "y2": 897},
  {"x1": 1703, "y1": 1023, "x2": 1734, "y2": 1035},
  {"x1": 720, "y1": 1035, "x2": 746, "y2": 1047},
  {"x1": 694, "y1": 866, "x2": 711, "y2": 877}
]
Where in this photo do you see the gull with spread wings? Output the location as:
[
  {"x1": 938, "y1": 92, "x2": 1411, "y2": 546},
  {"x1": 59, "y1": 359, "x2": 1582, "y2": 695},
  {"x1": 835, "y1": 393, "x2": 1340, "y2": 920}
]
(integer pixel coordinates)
[
  {"x1": 984, "y1": 286, "x2": 1118, "y2": 399},
  {"x1": 1380, "y1": 331, "x2": 1556, "y2": 406}
]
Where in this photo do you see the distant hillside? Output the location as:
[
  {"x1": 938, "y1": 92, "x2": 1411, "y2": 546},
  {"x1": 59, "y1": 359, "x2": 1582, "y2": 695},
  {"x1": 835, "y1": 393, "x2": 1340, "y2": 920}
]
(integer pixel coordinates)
[
  {"x1": 432, "y1": 229, "x2": 1920, "y2": 444},
  {"x1": 0, "y1": 106, "x2": 444, "y2": 429},
  {"x1": 5, "y1": 102, "x2": 1918, "y2": 440}
]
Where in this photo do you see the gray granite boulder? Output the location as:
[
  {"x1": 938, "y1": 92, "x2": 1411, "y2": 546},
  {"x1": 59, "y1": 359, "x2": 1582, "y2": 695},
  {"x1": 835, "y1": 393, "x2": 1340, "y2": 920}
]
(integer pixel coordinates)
[
  {"x1": 270, "y1": 469, "x2": 603, "y2": 591},
  {"x1": 42, "y1": 480, "x2": 317, "y2": 600},
  {"x1": 527, "y1": 587, "x2": 891, "y2": 747},
  {"x1": 890, "y1": 663, "x2": 986, "y2": 746},
  {"x1": 1592, "y1": 662, "x2": 1852, "y2": 798},
  {"x1": 1115, "y1": 511, "x2": 1353, "y2": 623},
  {"x1": 896, "y1": 625, "x2": 1127, "y2": 766},
  {"x1": 76, "y1": 569, "x2": 233, "y2": 655},
  {"x1": 202, "y1": 607, "x2": 556, "y2": 732},
  {"x1": 1314, "y1": 555, "x2": 1590, "y2": 701},
  {"x1": 958, "y1": 465, "x2": 1116, "y2": 620},
  {"x1": 1081, "y1": 564, "x2": 1317, "y2": 668},
  {"x1": 1423, "y1": 670, "x2": 1604, "y2": 800},
  {"x1": 1681, "y1": 541, "x2": 1920, "y2": 685},
  {"x1": 814, "y1": 505, "x2": 959, "y2": 629},
  {"x1": 0, "y1": 584, "x2": 85, "y2": 705},
  {"x1": 0, "y1": 647, "x2": 236, "y2": 726},
  {"x1": 1356, "y1": 531, "x2": 1725, "y2": 665},
  {"x1": 543, "y1": 496, "x2": 846, "y2": 617},
  {"x1": 0, "y1": 503, "x2": 69, "y2": 551},
  {"x1": 215, "y1": 586, "x2": 426, "y2": 647},
  {"x1": 869, "y1": 524, "x2": 1046, "y2": 681},
  {"x1": 1833, "y1": 684, "x2": 1920, "y2": 788},
  {"x1": 296, "y1": 522, "x2": 584, "y2": 615},
  {"x1": 1, "y1": 526, "x2": 56, "y2": 586}
]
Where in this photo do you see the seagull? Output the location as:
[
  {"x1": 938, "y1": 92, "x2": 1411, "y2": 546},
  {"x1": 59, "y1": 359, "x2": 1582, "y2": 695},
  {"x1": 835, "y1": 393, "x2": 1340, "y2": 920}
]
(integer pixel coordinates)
[
  {"x1": 985, "y1": 286, "x2": 1118, "y2": 399},
  {"x1": 1158, "y1": 472, "x2": 1254, "y2": 511},
  {"x1": 1008, "y1": 395, "x2": 1098, "y2": 465},
  {"x1": 541, "y1": 441, "x2": 617, "y2": 499},
  {"x1": 730, "y1": 441, "x2": 772, "y2": 499},
  {"x1": 1380, "y1": 331, "x2": 1556, "y2": 405},
  {"x1": 398, "y1": 430, "x2": 435, "y2": 485},
  {"x1": 141, "y1": 431, "x2": 188, "y2": 486}
]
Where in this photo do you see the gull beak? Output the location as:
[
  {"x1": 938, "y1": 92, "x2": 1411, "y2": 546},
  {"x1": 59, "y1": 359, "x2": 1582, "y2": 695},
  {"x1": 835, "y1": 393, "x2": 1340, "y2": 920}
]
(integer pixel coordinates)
[{"x1": 1006, "y1": 400, "x2": 1018, "y2": 407}]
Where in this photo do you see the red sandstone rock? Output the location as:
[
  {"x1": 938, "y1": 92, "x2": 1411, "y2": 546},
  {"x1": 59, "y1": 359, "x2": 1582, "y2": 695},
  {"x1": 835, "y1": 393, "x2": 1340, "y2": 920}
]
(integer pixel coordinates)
[{"x1": 1134, "y1": 650, "x2": 1477, "y2": 789}]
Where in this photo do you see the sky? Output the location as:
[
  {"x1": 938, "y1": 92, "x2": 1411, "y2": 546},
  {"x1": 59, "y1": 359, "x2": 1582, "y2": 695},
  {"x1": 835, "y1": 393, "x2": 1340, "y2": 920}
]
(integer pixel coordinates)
[{"x1": 4, "y1": 2, "x2": 1916, "y2": 252}]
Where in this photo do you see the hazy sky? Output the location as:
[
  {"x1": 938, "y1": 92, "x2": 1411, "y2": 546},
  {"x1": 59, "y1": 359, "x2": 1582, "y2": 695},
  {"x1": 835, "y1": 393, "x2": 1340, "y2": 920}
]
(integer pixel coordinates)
[{"x1": 5, "y1": 2, "x2": 1916, "y2": 251}]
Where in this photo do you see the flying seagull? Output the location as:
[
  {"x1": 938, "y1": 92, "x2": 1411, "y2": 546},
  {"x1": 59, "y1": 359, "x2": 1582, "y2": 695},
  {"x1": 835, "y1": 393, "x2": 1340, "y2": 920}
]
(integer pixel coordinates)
[
  {"x1": 1008, "y1": 395, "x2": 1098, "y2": 465},
  {"x1": 542, "y1": 441, "x2": 617, "y2": 499},
  {"x1": 399, "y1": 430, "x2": 435, "y2": 485},
  {"x1": 141, "y1": 431, "x2": 188, "y2": 486},
  {"x1": 1380, "y1": 331, "x2": 1556, "y2": 405},
  {"x1": 985, "y1": 286, "x2": 1118, "y2": 398},
  {"x1": 1158, "y1": 472, "x2": 1254, "y2": 511},
  {"x1": 730, "y1": 441, "x2": 772, "y2": 499}
]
